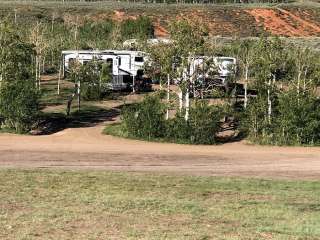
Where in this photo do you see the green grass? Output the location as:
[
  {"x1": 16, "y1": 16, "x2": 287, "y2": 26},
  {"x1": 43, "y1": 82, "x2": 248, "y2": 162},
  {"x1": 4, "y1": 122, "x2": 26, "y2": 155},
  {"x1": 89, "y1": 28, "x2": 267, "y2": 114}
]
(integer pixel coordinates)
[
  {"x1": 1, "y1": 169, "x2": 320, "y2": 239},
  {"x1": 103, "y1": 122, "x2": 126, "y2": 137},
  {"x1": 103, "y1": 122, "x2": 193, "y2": 144}
]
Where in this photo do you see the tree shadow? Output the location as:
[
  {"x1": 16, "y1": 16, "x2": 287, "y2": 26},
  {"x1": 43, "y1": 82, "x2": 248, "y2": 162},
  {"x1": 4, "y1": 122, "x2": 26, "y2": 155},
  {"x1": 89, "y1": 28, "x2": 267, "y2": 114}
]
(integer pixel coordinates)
[
  {"x1": 36, "y1": 105, "x2": 121, "y2": 135},
  {"x1": 68, "y1": 106, "x2": 120, "y2": 128},
  {"x1": 216, "y1": 131, "x2": 247, "y2": 144},
  {"x1": 215, "y1": 119, "x2": 246, "y2": 144}
]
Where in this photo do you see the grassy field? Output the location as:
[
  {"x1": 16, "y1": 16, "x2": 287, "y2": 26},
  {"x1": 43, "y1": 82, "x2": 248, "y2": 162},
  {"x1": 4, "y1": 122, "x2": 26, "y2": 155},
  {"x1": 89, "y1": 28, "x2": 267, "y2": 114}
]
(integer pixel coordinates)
[{"x1": 0, "y1": 170, "x2": 320, "y2": 239}]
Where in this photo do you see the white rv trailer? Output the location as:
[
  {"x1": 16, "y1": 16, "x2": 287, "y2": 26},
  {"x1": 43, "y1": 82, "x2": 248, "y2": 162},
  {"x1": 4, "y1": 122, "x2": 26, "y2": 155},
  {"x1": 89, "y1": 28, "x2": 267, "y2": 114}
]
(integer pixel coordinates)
[
  {"x1": 189, "y1": 56, "x2": 237, "y2": 85},
  {"x1": 123, "y1": 38, "x2": 173, "y2": 49},
  {"x1": 186, "y1": 56, "x2": 237, "y2": 98},
  {"x1": 61, "y1": 50, "x2": 149, "y2": 90}
]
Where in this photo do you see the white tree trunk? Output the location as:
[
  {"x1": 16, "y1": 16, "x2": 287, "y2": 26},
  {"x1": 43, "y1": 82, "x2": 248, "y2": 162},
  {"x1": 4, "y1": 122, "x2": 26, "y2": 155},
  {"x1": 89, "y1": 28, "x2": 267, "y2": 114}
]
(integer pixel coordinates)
[
  {"x1": 185, "y1": 88, "x2": 190, "y2": 121},
  {"x1": 38, "y1": 58, "x2": 41, "y2": 90},
  {"x1": 178, "y1": 90, "x2": 183, "y2": 112},
  {"x1": 0, "y1": 64, "x2": 3, "y2": 89},
  {"x1": 244, "y1": 65, "x2": 249, "y2": 109},
  {"x1": 267, "y1": 78, "x2": 271, "y2": 123},
  {"x1": 42, "y1": 56, "x2": 46, "y2": 73},
  {"x1": 132, "y1": 75, "x2": 135, "y2": 93},
  {"x1": 14, "y1": 9, "x2": 17, "y2": 24},
  {"x1": 166, "y1": 74, "x2": 170, "y2": 120},
  {"x1": 58, "y1": 63, "x2": 62, "y2": 95},
  {"x1": 77, "y1": 80, "x2": 81, "y2": 111},
  {"x1": 35, "y1": 56, "x2": 38, "y2": 88},
  {"x1": 297, "y1": 69, "x2": 302, "y2": 105}
]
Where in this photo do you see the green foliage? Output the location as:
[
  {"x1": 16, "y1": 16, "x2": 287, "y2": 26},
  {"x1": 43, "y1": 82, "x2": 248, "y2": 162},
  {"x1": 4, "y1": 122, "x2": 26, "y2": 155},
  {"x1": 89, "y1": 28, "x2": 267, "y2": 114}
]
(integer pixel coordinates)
[
  {"x1": 120, "y1": 96, "x2": 222, "y2": 144},
  {"x1": 240, "y1": 95, "x2": 272, "y2": 143},
  {"x1": 169, "y1": 19, "x2": 208, "y2": 58},
  {"x1": 0, "y1": 22, "x2": 40, "y2": 133},
  {"x1": 274, "y1": 90, "x2": 320, "y2": 145},
  {"x1": 69, "y1": 60, "x2": 109, "y2": 101},
  {"x1": 166, "y1": 101, "x2": 222, "y2": 144},
  {"x1": 5, "y1": 16, "x2": 154, "y2": 72},
  {"x1": 100, "y1": 62, "x2": 112, "y2": 86},
  {"x1": 121, "y1": 95, "x2": 166, "y2": 140},
  {"x1": 0, "y1": 81, "x2": 40, "y2": 133},
  {"x1": 120, "y1": 16, "x2": 154, "y2": 40},
  {"x1": 242, "y1": 90, "x2": 320, "y2": 145},
  {"x1": 0, "y1": 22, "x2": 35, "y2": 83},
  {"x1": 238, "y1": 37, "x2": 320, "y2": 146}
]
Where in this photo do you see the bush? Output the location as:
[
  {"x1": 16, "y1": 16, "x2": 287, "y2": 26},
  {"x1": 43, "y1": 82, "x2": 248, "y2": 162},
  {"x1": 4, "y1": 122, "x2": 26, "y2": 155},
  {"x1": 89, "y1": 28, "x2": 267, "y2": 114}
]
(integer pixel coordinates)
[
  {"x1": 241, "y1": 90, "x2": 320, "y2": 145},
  {"x1": 120, "y1": 16, "x2": 154, "y2": 40},
  {"x1": 120, "y1": 95, "x2": 223, "y2": 145},
  {"x1": 0, "y1": 22, "x2": 39, "y2": 133},
  {"x1": 166, "y1": 101, "x2": 222, "y2": 144},
  {"x1": 0, "y1": 81, "x2": 40, "y2": 133},
  {"x1": 81, "y1": 84, "x2": 101, "y2": 101},
  {"x1": 240, "y1": 95, "x2": 272, "y2": 144},
  {"x1": 121, "y1": 95, "x2": 166, "y2": 140},
  {"x1": 69, "y1": 60, "x2": 109, "y2": 101},
  {"x1": 274, "y1": 90, "x2": 320, "y2": 145}
]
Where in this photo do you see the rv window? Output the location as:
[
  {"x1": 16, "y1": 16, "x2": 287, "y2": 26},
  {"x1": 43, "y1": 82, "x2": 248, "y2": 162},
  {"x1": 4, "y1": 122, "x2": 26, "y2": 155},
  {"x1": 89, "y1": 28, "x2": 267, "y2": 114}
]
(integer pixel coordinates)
[
  {"x1": 106, "y1": 59, "x2": 113, "y2": 72},
  {"x1": 68, "y1": 58, "x2": 75, "y2": 65},
  {"x1": 68, "y1": 58, "x2": 77, "y2": 69},
  {"x1": 135, "y1": 57, "x2": 144, "y2": 62},
  {"x1": 118, "y1": 57, "x2": 121, "y2": 66}
]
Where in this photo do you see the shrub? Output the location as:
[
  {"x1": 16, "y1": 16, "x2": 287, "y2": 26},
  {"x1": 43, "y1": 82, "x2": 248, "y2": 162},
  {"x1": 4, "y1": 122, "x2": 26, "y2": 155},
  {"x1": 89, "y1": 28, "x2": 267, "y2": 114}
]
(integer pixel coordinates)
[
  {"x1": 121, "y1": 95, "x2": 166, "y2": 140},
  {"x1": 120, "y1": 95, "x2": 223, "y2": 144},
  {"x1": 166, "y1": 101, "x2": 222, "y2": 144},
  {"x1": 120, "y1": 16, "x2": 154, "y2": 40},
  {"x1": 241, "y1": 90, "x2": 320, "y2": 145},
  {"x1": 240, "y1": 95, "x2": 272, "y2": 144},
  {"x1": 189, "y1": 101, "x2": 223, "y2": 144},
  {"x1": 0, "y1": 22, "x2": 39, "y2": 133},
  {"x1": 274, "y1": 90, "x2": 320, "y2": 145},
  {"x1": 69, "y1": 60, "x2": 108, "y2": 101},
  {"x1": 0, "y1": 81, "x2": 40, "y2": 133}
]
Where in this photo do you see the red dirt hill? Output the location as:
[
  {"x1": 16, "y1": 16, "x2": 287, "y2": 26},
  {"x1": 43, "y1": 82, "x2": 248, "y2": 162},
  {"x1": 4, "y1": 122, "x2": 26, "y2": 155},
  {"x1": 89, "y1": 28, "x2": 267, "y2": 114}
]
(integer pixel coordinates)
[{"x1": 110, "y1": 7, "x2": 320, "y2": 37}]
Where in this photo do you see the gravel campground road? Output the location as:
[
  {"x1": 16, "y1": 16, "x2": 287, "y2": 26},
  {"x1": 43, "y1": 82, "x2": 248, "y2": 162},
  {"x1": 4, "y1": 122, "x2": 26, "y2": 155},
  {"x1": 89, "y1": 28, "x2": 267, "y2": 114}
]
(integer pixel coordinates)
[{"x1": 0, "y1": 122, "x2": 320, "y2": 180}]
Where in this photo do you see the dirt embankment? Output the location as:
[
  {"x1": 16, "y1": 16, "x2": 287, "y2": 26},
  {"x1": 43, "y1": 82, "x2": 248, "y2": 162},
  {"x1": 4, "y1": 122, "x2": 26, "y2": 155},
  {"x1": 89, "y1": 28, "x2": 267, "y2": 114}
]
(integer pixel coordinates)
[
  {"x1": 245, "y1": 8, "x2": 320, "y2": 37},
  {"x1": 109, "y1": 7, "x2": 320, "y2": 37}
]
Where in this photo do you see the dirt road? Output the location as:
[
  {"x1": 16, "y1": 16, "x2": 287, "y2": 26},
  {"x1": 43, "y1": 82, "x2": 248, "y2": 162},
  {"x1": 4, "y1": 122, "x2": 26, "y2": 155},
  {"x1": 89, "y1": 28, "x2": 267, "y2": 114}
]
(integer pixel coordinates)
[{"x1": 0, "y1": 121, "x2": 320, "y2": 180}]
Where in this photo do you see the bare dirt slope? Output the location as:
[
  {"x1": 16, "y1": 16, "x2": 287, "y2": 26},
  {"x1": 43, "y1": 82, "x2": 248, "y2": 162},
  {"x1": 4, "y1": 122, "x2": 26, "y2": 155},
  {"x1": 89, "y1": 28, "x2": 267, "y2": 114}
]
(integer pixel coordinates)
[
  {"x1": 2, "y1": 2, "x2": 320, "y2": 37},
  {"x1": 245, "y1": 8, "x2": 320, "y2": 36},
  {"x1": 111, "y1": 6, "x2": 320, "y2": 37},
  {"x1": 1, "y1": 120, "x2": 320, "y2": 180}
]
